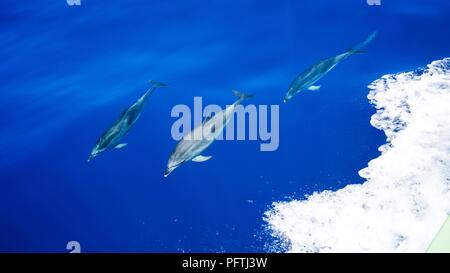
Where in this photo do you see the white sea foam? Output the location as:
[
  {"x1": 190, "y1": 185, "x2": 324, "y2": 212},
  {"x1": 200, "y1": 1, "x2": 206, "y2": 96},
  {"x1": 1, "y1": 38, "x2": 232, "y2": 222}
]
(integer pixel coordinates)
[{"x1": 264, "y1": 58, "x2": 450, "y2": 252}]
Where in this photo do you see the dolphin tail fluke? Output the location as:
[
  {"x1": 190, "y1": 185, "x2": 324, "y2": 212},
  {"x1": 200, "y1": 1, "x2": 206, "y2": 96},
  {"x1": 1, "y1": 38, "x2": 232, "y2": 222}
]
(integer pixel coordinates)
[
  {"x1": 351, "y1": 30, "x2": 378, "y2": 53},
  {"x1": 232, "y1": 90, "x2": 255, "y2": 100},
  {"x1": 140, "y1": 80, "x2": 168, "y2": 103},
  {"x1": 362, "y1": 30, "x2": 378, "y2": 46},
  {"x1": 149, "y1": 80, "x2": 168, "y2": 88}
]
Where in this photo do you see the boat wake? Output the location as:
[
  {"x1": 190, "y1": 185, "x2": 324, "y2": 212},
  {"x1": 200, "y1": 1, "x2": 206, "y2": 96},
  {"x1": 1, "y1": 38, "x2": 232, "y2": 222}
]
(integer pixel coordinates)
[{"x1": 264, "y1": 58, "x2": 450, "y2": 252}]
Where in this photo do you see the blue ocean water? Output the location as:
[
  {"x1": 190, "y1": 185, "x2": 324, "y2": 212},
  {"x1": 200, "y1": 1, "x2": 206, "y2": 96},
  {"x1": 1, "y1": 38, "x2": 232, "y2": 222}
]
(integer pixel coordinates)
[{"x1": 0, "y1": 0, "x2": 449, "y2": 253}]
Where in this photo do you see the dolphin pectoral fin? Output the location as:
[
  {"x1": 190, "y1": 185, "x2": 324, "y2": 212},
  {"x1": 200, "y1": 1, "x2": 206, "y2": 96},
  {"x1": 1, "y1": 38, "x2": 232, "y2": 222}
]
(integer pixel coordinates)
[
  {"x1": 192, "y1": 155, "x2": 212, "y2": 162},
  {"x1": 114, "y1": 143, "x2": 128, "y2": 149},
  {"x1": 308, "y1": 85, "x2": 321, "y2": 91}
]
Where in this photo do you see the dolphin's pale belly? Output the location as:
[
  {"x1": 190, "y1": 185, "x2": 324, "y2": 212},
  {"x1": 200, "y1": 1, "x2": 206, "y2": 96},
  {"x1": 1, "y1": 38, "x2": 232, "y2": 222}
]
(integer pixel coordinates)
[{"x1": 172, "y1": 137, "x2": 214, "y2": 165}]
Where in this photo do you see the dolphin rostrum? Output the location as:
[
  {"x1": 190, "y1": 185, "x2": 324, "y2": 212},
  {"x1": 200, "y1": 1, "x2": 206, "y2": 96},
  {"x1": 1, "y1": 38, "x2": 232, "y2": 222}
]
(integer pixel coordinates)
[
  {"x1": 88, "y1": 80, "x2": 167, "y2": 162},
  {"x1": 164, "y1": 90, "x2": 254, "y2": 177},
  {"x1": 284, "y1": 31, "x2": 377, "y2": 103}
]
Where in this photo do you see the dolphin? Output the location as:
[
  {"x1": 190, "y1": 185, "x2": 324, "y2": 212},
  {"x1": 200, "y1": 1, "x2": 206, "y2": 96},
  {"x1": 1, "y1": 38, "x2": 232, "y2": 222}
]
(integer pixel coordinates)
[
  {"x1": 88, "y1": 80, "x2": 167, "y2": 162},
  {"x1": 284, "y1": 31, "x2": 377, "y2": 103},
  {"x1": 164, "y1": 90, "x2": 254, "y2": 177}
]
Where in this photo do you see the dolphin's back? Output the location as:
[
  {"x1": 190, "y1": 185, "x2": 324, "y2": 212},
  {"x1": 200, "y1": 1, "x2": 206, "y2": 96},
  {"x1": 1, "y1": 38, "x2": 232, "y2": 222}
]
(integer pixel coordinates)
[
  {"x1": 290, "y1": 56, "x2": 339, "y2": 91},
  {"x1": 96, "y1": 118, "x2": 126, "y2": 149},
  {"x1": 121, "y1": 80, "x2": 169, "y2": 129}
]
